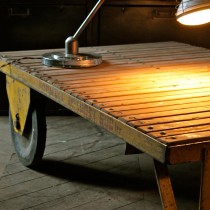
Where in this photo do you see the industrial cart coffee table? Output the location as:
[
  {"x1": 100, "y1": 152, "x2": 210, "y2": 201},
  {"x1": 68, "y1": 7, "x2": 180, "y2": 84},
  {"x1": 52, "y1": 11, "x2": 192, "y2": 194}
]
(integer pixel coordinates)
[{"x1": 1, "y1": 42, "x2": 210, "y2": 210}]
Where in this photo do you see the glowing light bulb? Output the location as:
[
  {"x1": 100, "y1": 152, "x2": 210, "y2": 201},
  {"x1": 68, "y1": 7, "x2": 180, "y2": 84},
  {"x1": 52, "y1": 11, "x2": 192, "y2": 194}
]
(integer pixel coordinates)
[{"x1": 177, "y1": 8, "x2": 210, "y2": 25}]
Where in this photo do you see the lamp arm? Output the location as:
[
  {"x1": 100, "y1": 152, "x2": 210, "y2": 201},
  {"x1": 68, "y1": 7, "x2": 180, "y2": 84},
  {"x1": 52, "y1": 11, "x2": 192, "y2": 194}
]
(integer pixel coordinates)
[
  {"x1": 74, "y1": 0, "x2": 105, "y2": 39},
  {"x1": 65, "y1": 0, "x2": 105, "y2": 55}
]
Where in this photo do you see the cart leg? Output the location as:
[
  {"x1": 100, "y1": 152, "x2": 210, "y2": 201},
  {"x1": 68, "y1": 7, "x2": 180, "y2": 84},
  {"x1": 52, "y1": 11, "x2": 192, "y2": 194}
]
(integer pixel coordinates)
[
  {"x1": 153, "y1": 159, "x2": 177, "y2": 210},
  {"x1": 199, "y1": 149, "x2": 210, "y2": 210}
]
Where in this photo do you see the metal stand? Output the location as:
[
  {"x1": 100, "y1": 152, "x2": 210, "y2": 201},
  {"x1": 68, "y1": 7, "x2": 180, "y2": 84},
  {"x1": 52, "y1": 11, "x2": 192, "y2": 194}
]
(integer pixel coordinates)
[{"x1": 43, "y1": 0, "x2": 105, "y2": 68}]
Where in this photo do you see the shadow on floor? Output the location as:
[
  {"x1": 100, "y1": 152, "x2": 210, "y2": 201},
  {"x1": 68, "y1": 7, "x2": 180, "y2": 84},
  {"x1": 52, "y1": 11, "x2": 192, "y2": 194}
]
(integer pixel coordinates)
[
  {"x1": 33, "y1": 158, "x2": 201, "y2": 202},
  {"x1": 33, "y1": 158, "x2": 156, "y2": 192}
]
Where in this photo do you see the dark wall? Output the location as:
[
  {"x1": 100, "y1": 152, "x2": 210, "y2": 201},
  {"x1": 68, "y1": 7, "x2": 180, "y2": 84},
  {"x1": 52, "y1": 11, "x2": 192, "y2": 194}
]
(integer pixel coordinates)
[
  {"x1": 0, "y1": 1, "x2": 87, "y2": 51},
  {"x1": 96, "y1": 0, "x2": 210, "y2": 48},
  {"x1": 1, "y1": 0, "x2": 210, "y2": 51},
  {"x1": 1, "y1": 0, "x2": 210, "y2": 114},
  {"x1": 0, "y1": 0, "x2": 88, "y2": 114}
]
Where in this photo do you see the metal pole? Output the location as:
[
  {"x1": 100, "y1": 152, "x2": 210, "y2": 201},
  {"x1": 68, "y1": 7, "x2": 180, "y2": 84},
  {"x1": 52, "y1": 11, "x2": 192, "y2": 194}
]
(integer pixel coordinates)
[
  {"x1": 73, "y1": 0, "x2": 105, "y2": 39},
  {"x1": 65, "y1": 0, "x2": 105, "y2": 55}
]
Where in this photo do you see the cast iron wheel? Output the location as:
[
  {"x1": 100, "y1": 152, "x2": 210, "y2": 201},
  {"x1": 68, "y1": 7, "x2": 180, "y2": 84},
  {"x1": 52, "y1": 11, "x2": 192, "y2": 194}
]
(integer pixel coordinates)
[{"x1": 9, "y1": 104, "x2": 46, "y2": 167}]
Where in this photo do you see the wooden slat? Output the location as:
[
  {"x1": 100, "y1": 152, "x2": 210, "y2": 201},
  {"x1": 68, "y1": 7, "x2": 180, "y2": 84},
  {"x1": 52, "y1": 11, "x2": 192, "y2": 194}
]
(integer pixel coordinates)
[
  {"x1": 130, "y1": 111, "x2": 210, "y2": 128},
  {"x1": 58, "y1": 69, "x2": 210, "y2": 89},
  {"x1": 38, "y1": 63, "x2": 209, "y2": 79},
  {"x1": 76, "y1": 83, "x2": 210, "y2": 101},
  {"x1": 160, "y1": 130, "x2": 210, "y2": 143},
  {"x1": 89, "y1": 88, "x2": 210, "y2": 108},
  {"x1": 29, "y1": 61, "x2": 210, "y2": 75},
  {"x1": 140, "y1": 118, "x2": 210, "y2": 134},
  {"x1": 105, "y1": 97, "x2": 210, "y2": 118},
  {"x1": 150, "y1": 124, "x2": 210, "y2": 139}
]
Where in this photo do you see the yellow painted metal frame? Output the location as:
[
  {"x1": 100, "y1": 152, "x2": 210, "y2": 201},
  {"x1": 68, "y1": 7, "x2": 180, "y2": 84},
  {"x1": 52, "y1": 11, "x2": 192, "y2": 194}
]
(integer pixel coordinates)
[{"x1": 6, "y1": 76, "x2": 30, "y2": 135}]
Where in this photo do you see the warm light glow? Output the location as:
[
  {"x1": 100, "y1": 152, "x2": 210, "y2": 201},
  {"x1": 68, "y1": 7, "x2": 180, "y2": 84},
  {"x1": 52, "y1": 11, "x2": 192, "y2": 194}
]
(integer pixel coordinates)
[{"x1": 177, "y1": 8, "x2": 210, "y2": 25}]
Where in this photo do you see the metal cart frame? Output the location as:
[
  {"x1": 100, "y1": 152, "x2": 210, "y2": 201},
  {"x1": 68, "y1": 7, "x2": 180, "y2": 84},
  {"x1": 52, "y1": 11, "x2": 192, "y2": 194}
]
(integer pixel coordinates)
[{"x1": 1, "y1": 42, "x2": 210, "y2": 210}]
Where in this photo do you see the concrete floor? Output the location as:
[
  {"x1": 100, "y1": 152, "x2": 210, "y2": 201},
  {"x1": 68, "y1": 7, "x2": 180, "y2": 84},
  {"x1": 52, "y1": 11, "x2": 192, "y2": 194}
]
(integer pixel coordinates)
[{"x1": 0, "y1": 116, "x2": 201, "y2": 210}]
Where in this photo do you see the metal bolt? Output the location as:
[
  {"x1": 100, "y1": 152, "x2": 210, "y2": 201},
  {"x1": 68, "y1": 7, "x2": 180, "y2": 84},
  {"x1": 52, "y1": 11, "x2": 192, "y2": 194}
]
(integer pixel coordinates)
[
  {"x1": 160, "y1": 131, "x2": 166, "y2": 135},
  {"x1": 14, "y1": 114, "x2": 20, "y2": 130}
]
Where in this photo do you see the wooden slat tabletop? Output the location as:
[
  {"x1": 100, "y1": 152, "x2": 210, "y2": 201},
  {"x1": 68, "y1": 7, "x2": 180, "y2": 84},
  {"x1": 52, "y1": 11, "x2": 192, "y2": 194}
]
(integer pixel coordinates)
[{"x1": 2, "y1": 41, "x2": 210, "y2": 148}]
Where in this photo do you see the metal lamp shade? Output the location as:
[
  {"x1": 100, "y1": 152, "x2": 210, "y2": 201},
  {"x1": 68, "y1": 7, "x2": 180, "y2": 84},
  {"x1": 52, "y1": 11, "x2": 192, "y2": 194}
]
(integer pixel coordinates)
[{"x1": 176, "y1": 0, "x2": 210, "y2": 25}]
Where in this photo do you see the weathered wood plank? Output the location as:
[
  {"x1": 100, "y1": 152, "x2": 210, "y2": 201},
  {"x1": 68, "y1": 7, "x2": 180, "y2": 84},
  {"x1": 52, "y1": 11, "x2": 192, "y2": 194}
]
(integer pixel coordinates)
[
  {"x1": 43, "y1": 66, "x2": 210, "y2": 84},
  {"x1": 130, "y1": 111, "x2": 210, "y2": 128},
  {"x1": 110, "y1": 102, "x2": 210, "y2": 119},
  {"x1": 102, "y1": 96, "x2": 210, "y2": 115},
  {"x1": 161, "y1": 130, "x2": 210, "y2": 143},
  {"x1": 140, "y1": 118, "x2": 210, "y2": 134},
  {"x1": 121, "y1": 106, "x2": 210, "y2": 124},
  {"x1": 0, "y1": 115, "x2": 200, "y2": 210},
  {"x1": 93, "y1": 89, "x2": 210, "y2": 109},
  {"x1": 150, "y1": 125, "x2": 210, "y2": 139},
  {"x1": 0, "y1": 149, "x2": 141, "y2": 209}
]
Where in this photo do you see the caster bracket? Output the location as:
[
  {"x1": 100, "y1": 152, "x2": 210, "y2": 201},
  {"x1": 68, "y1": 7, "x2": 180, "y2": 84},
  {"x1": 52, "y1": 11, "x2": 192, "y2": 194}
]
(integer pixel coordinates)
[{"x1": 6, "y1": 76, "x2": 30, "y2": 135}]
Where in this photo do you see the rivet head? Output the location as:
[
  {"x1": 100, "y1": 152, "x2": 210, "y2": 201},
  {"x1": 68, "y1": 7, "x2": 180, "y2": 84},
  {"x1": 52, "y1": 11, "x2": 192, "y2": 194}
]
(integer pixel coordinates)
[
  {"x1": 160, "y1": 131, "x2": 166, "y2": 135},
  {"x1": 13, "y1": 114, "x2": 20, "y2": 130}
]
